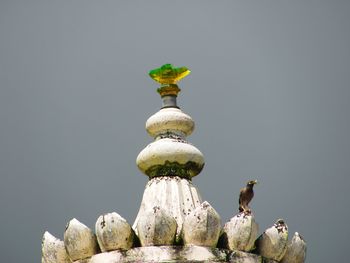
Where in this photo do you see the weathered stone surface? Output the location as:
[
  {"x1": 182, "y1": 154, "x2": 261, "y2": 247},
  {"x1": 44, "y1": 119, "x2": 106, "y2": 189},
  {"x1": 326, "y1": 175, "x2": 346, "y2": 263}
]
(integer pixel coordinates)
[
  {"x1": 95, "y1": 212, "x2": 134, "y2": 252},
  {"x1": 281, "y1": 232, "x2": 307, "y2": 263},
  {"x1": 133, "y1": 176, "x2": 202, "y2": 241},
  {"x1": 126, "y1": 246, "x2": 228, "y2": 262},
  {"x1": 262, "y1": 259, "x2": 278, "y2": 263},
  {"x1": 182, "y1": 201, "x2": 221, "y2": 247},
  {"x1": 137, "y1": 206, "x2": 177, "y2": 246},
  {"x1": 256, "y1": 219, "x2": 288, "y2": 261},
  {"x1": 88, "y1": 251, "x2": 124, "y2": 263},
  {"x1": 64, "y1": 218, "x2": 99, "y2": 261},
  {"x1": 223, "y1": 212, "x2": 259, "y2": 252},
  {"x1": 42, "y1": 231, "x2": 71, "y2": 263},
  {"x1": 229, "y1": 250, "x2": 262, "y2": 263}
]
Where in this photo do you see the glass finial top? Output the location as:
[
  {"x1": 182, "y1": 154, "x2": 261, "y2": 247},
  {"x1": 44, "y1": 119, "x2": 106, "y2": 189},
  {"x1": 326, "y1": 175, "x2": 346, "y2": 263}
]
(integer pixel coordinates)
[
  {"x1": 149, "y1": 64, "x2": 190, "y2": 85},
  {"x1": 149, "y1": 64, "x2": 190, "y2": 97}
]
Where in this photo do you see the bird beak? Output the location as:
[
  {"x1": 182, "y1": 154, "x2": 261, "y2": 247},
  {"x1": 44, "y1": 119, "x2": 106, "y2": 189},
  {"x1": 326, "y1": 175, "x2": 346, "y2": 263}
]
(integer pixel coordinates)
[{"x1": 253, "y1": 180, "x2": 258, "y2": 184}]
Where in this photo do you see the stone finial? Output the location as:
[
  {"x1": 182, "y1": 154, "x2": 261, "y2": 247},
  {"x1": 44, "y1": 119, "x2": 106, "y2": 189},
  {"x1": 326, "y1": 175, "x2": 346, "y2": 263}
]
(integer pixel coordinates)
[
  {"x1": 222, "y1": 212, "x2": 259, "y2": 252},
  {"x1": 64, "y1": 218, "x2": 99, "y2": 261},
  {"x1": 281, "y1": 232, "x2": 307, "y2": 263},
  {"x1": 136, "y1": 206, "x2": 177, "y2": 246},
  {"x1": 95, "y1": 212, "x2": 134, "y2": 252},
  {"x1": 41, "y1": 231, "x2": 71, "y2": 263},
  {"x1": 182, "y1": 201, "x2": 221, "y2": 247},
  {"x1": 256, "y1": 219, "x2": 289, "y2": 261},
  {"x1": 136, "y1": 64, "x2": 204, "y2": 179}
]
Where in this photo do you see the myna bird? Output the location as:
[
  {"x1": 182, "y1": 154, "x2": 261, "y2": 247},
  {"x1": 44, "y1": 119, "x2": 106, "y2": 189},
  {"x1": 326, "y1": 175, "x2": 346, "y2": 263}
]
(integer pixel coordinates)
[{"x1": 239, "y1": 180, "x2": 258, "y2": 213}]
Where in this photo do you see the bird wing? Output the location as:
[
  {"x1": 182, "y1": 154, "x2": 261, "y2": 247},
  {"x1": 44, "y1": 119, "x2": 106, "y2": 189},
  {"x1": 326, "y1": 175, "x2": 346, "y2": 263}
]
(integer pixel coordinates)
[{"x1": 239, "y1": 188, "x2": 244, "y2": 205}]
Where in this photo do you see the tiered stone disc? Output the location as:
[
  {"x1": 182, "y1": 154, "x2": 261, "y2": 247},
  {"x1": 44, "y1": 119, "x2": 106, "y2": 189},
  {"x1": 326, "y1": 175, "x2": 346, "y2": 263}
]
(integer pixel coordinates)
[
  {"x1": 136, "y1": 64, "x2": 204, "y2": 179},
  {"x1": 136, "y1": 107, "x2": 204, "y2": 179}
]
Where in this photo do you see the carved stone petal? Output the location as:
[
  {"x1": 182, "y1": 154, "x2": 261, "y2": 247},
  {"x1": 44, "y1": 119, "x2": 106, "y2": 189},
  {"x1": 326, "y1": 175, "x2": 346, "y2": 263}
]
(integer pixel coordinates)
[
  {"x1": 95, "y1": 212, "x2": 134, "y2": 252},
  {"x1": 281, "y1": 232, "x2": 307, "y2": 263},
  {"x1": 42, "y1": 231, "x2": 71, "y2": 263},
  {"x1": 256, "y1": 219, "x2": 288, "y2": 261},
  {"x1": 223, "y1": 212, "x2": 259, "y2": 252},
  {"x1": 182, "y1": 201, "x2": 221, "y2": 247},
  {"x1": 64, "y1": 218, "x2": 99, "y2": 261},
  {"x1": 137, "y1": 207, "x2": 177, "y2": 246},
  {"x1": 133, "y1": 176, "x2": 202, "y2": 241}
]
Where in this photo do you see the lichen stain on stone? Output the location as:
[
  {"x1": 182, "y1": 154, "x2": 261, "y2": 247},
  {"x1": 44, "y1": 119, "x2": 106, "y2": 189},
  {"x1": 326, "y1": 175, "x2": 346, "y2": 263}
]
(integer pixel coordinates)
[
  {"x1": 145, "y1": 161, "x2": 204, "y2": 179},
  {"x1": 65, "y1": 221, "x2": 70, "y2": 231},
  {"x1": 100, "y1": 215, "x2": 106, "y2": 229}
]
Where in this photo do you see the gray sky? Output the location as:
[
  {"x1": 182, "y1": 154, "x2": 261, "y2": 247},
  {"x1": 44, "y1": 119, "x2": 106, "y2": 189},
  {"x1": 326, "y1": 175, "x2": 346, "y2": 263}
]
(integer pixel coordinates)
[{"x1": 1, "y1": 1, "x2": 349, "y2": 262}]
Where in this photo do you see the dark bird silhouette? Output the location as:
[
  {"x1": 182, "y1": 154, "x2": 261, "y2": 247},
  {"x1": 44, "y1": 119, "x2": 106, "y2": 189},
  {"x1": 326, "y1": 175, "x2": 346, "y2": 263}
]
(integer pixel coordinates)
[{"x1": 239, "y1": 180, "x2": 258, "y2": 213}]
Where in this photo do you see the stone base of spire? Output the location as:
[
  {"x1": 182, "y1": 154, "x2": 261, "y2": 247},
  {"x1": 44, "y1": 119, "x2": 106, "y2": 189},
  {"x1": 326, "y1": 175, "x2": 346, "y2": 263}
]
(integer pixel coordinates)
[{"x1": 74, "y1": 246, "x2": 272, "y2": 263}]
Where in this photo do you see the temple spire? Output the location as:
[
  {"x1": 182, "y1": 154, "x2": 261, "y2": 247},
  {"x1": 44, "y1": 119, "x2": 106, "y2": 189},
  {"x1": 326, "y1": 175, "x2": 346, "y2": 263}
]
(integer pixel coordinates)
[
  {"x1": 133, "y1": 64, "x2": 206, "y2": 240},
  {"x1": 42, "y1": 64, "x2": 306, "y2": 263}
]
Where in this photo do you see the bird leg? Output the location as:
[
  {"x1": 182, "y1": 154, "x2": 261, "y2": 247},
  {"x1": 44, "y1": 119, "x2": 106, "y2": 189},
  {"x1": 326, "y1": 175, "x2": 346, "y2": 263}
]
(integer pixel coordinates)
[{"x1": 239, "y1": 205, "x2": 252, "y2": 215}]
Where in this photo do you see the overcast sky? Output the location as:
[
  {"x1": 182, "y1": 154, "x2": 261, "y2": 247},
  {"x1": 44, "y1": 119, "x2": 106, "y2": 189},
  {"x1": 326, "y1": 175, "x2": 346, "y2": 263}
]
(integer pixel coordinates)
[{"x1": 1, "y1": 1, "x2": 350, "y2": 262}]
